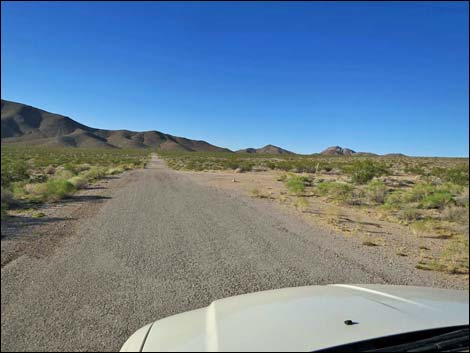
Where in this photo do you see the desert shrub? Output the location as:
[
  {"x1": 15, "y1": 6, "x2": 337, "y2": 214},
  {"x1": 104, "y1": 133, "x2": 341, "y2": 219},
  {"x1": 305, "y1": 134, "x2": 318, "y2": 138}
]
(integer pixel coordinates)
[
  {"x1": 285, "y1": 175, "x2": 310, "y2": 195},
  {"x1": 365, "y1": 179, "x2": 388, "y2": 204},
  {"x1": 344, "y1": 160, "x2": 389, "y2": 184},
  {"x1": 291, "y1": 161, "x2": 317, "y2": 173},
  {"x1": 75, "y1": 163, "x2": 92, "y2": 172},
  {"x1": 431, "y1": 165, "x2": 469, "y2": 186},
  {"x1": 419, "y1": 191, "x2": 453, "y2": 209},
  {"x1": 404, "y1": 166, "x2": 427, "y2": 175},
  {"x1": 297, "y1": 175, "x2": 313, "y2": 186},
  {"x1": 82, "y1": 167, "x2": 108, "y2": 181},
  {"x1": 294, "y1": 197, "x2": 310, "y2": 210},
  {"x1": 384, "y1": 190, "x2": 405, "y2": 208},
  {"x1": 265, "y1": 161, "x2": 276, "y2": 170},
  {"x1": 29, "y1": 173, "x2": 48, "y2": 183},
  {"x1": 68, "y1": 176, "x2": 88, "y2": 189},
  {"x1": 438, "y1": 182, "x2": 465, "y2": 195},
  {"x1": 275, "y1": 160, "x2": 295, "y2": 171},
  {"x1": 316, "y1": 181, "x2": 353, "y2": 202},
  {"x1": 454, "y1": 189, "x2": 469, "y2": 208},
  {"x1": 410, "y1": 219, "x2": 437, "y2": 236},
  {"x1": 238, "y1": 161, "x2": 254, "y2": 172},
  {"x1": 44, "y1": 165, "x2": 56, "y2": 175},
  {"x1": 396, "y1": 207, "x2": 421, "y2": 222},
  {"x1": 24, "y1": 179, "x2": 75, "y2": 202},
  {"x1": 53, "y1": 169, "x2": 75, "y2": 180},
  {"x1": 107, "y1": 166, "x2": 125, "y2": 175},
  {"x1": 251, "y1": 188, "x2": 270, "y2": 199},
  {"x1": 1, "y1": 159, "x2": 29, "y2": 186},
  {"x1": 277, "y1": 174, "x2": 289, "y2": 182},
  {"x1": 63, "y1": 163, "x2": 78, "y2": 174},
  {"x1": 345, "y1": 188, "x2": 365, "y2": 206},
  {"x1": 403, "y1": 183, "x2": 435, "y2": 203},
  {"x1": 0, "y1": 205, "x2": 7, "y2": 219},
  {"x1": 23, "y1": 182, "x2": 48, "y2": 199},
  {"x1": 1, "y1": 186, "x2": 14, "y2": 206},
  {"x1": 441, "y1": 206, "x2": 468, "y2": 222},
  {"x1": 43, "y1": 180, "x2": 76, "y2": 201}
]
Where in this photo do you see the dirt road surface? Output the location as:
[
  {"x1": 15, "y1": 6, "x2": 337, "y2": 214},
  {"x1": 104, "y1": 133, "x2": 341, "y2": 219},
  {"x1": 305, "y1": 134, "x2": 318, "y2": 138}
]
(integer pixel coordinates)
[{"x1": 1, "y1": 156, "x2": 464, "y2": 352}]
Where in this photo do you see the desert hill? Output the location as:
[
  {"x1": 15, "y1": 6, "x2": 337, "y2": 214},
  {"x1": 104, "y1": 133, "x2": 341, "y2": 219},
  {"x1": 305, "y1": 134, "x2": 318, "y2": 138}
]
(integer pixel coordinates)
[
  {"x1": 1, "y1": 99, "x2": 230, "y2": 152},
  {"x1": 236, "y1": 144, "x2": 294, "y2": 154}
]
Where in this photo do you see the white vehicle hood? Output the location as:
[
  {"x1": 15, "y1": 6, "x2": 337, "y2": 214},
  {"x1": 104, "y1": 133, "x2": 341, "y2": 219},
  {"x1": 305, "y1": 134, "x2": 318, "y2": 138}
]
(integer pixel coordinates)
[{"x1": 121, "y1": 284, "x2": 469, "y2": 352}]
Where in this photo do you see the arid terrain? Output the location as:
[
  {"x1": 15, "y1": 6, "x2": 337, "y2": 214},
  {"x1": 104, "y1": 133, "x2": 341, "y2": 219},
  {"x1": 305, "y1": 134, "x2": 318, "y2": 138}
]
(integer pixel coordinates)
[
  {"x1": 161, "y1": 151, "x2": 469, "y2": 277},
  {"x1": 1, "y1": 100, "x2": 469, "y2": 352},
  {"x1": 2, "y1": 154, "x2": 468, "y2": 352}
]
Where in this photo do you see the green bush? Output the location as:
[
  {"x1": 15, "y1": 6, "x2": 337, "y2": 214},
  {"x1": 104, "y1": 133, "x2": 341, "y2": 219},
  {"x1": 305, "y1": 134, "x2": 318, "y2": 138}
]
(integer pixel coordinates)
[
  {"x1": 238, "y1": 161, "x2": 254, "y2": 172},
  {"x1": 285, "y1": 175, "x2": 311, "y2": 195},
  {"x1": 43, "y1": 179, "x2": 76, "y2": 202},
  {"x1": 403, "y1": 183, "x2": 435, "y2": 202},
  {"x1": 384, "y1": 190, "x2": 405, "y2": 208},
  {"x1": 431, "y1": 165, "x2": 469, "y2": 186},
  {"x1": 419, "y1": 191, "x2": 453, "y2": 209},
  {"x1": 24, "y1": 179, "x2": 75, "y2": 202},
  {"x1": 365, "y1": 179, "x2": 388, "y2": 204},
  {"x1": 344, "y1": 160, "x2": 389, "y2": 184},
  {"x1": 1, "y1": 159, "x2": 29, "y2": 186},
  {"x1": 438, "y1": 182, "x2": 465, "y2": 195},
  {"x1": 316, "y1": 181, "x2": 353, "y2": 202}
]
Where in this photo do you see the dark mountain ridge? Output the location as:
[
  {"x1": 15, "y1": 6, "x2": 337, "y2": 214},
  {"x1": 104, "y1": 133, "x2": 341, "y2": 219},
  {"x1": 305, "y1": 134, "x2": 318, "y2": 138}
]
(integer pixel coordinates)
[
  {"x1": 236, "y1": 144, "x2": 294, "y2": 154},
  {"x1": 1, "y1": 99, "x2": 230, "y2": 152}
]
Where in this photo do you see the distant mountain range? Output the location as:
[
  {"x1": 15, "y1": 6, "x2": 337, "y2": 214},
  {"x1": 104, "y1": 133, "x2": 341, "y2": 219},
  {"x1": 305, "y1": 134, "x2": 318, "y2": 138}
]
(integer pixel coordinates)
[
  {"x1": 1, "y1": 99, "x2": 230, "y2": 152},
  {"x1": 236, "y1": 145, "x2": 294, "y2": 154},
  {"x1": 1, "y1": 99, "x2": 403, "y2": 156},
  {"x1": 320, "y1": 146, "x2": 356, "y2": 156}
]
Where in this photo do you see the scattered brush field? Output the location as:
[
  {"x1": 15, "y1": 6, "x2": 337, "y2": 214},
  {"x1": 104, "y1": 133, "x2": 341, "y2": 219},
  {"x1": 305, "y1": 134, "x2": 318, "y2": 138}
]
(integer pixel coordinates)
[
  {"x1": 1, "y1": 145, "x2": 150, "y2": 218},
  {"x1": 159, "y1": 151, "x2": 469, "y2": 275}
]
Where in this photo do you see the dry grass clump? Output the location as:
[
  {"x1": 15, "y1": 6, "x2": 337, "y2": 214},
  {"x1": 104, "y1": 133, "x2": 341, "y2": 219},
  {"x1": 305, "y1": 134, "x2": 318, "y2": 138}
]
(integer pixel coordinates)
[
  {"x1": 416, "y1": 235, "x2": 468, "y2": 274},
  {"x1": 251, "y1": 188, "x2": 271, "y2": 199}
]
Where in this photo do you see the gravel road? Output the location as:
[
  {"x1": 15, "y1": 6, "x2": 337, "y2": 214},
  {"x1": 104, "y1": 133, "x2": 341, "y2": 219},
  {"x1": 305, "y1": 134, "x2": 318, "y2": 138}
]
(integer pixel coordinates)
[{"x1": 1, "y1": 156, "x2": 461, "y2": 352}]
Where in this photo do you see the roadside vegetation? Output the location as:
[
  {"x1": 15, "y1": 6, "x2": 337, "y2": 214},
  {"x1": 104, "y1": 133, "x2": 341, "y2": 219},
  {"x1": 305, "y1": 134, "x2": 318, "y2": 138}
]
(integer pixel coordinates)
[
  {"x1": 159, "y1": 151, "x2": 469, "y2": 275},
  {"x1": 1, "y1": 145, "x2": 150, "y2": 218}
]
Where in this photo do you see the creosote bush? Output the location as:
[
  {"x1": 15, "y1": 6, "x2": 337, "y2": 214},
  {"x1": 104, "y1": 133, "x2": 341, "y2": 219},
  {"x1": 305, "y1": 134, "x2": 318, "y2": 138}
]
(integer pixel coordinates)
[
  {"x1": 344, "y1": 160, "x2": 389, "y2": 184},
  {"x1": 285, "y1": 175, "x2": 312, "y2": 195},
  {"x1": 316, "y1": 181, "x2": 353, "y2": 202},
  {"x1": 68, "y1": 176, "x2": 88, "y2": 189},
  {"x1": 365, "y1": 179, "x2": 387, "y2": 204}
]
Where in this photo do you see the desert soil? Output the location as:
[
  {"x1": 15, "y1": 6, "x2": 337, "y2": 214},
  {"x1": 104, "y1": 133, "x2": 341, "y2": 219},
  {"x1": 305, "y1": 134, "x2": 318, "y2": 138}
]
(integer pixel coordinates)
[{"x1": 1, "y1": 155, "x2": 467, "y2": 352}]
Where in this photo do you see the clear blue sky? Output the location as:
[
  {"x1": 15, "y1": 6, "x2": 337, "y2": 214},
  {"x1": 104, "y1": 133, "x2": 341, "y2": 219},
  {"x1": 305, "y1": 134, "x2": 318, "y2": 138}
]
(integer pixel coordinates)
[{"x1": 1, "y1": 1, "x2": 468, "y2": 156}]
